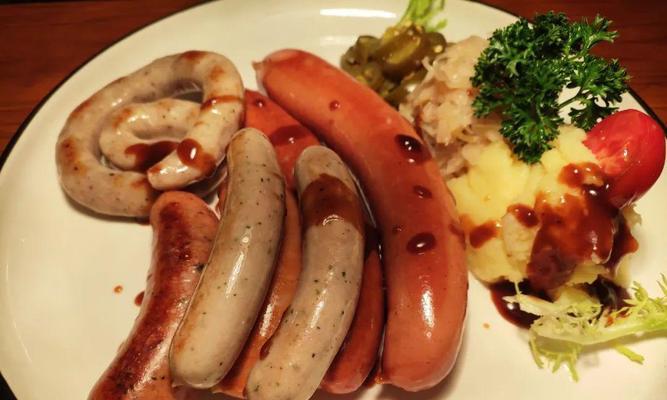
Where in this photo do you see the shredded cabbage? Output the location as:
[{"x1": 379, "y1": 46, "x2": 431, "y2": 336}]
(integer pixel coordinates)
[{"x1": 504, "y1": 276, "x2": 667, "y2": 380}]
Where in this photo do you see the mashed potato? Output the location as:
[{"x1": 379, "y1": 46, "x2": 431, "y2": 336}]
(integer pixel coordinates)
[
  {"x1": 403, "y1": 36, "x2": 638, "y2": 294},
  {"x1": 447, "y1": 126, "x2": 607, "y2": 284}
]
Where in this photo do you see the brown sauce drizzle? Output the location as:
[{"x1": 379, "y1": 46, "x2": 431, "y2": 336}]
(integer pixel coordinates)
[
  {"x1": 300, "y1": 174, "x2": 363, "y2": 233},
  {"x1": 269, "y1": 125, "x2": 312, "y2": 147},
  {"x1": 394, "y1": 134, "x2": 430, "y2": 164},
  {"x1": 413, "y1": 185, "x2": 432, "y2": 199},
  {"x1": 493, "y1": 278, "x2": 629, "y2": 330},
  {"x1": 507, "y1": 204, "x2": 538, "y2": 228},
  {"x1": 490, "y1": 280, "x2": 548, "y2": 329},
  {"x1": 134, "y1": 291, "x2": 145, "y2": 307},
  {"x1": 587, "y1": 277, "x2": 629, "y2": 311},
  {"x1": 486, "y1": 164, "x2": 639, "y2": 327},
  {"x1": 527, "y1": 162, "x2": 629, "y2": 291},
  {"x1": 469, "y1": 221, "x2": 499, "y2": 248},
  {"x1": 406, "y1": 232, "x2": 436, "y2": 254},
  {"x1": 176, "y1": 138, "x2": 216, "y2": 175},
  {"x1": 200, "y1": 95, "x2": 242, "y2": 110},
  {"x1": 125, "y1": 141, "x2": 178, "y2": 171},
  {"x1": 606, "y1": 217, "x2": 638, "y2": 271}
]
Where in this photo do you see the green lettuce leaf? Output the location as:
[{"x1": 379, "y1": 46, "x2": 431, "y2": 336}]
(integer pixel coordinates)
[
  {"x1": 399, "y1": 0, "x2": 447, "y2": 31},
  {"x1": 504, "y1": 276, "x2": 667, "y2": 380}
]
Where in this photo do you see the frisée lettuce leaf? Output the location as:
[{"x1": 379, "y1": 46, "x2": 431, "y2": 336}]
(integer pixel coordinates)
[
  {"x1": 504, "y1": 276, "x2": 667, "y2": 380},
  {"x1": 398, "y1": 0, "x2": 447, "y2": 32}
]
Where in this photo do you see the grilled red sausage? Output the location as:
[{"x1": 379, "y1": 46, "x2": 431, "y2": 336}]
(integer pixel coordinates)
[
  {"x1": 207, "y1": 91, "x2": 314, "y2": 397},
  {"x1": 213, "y1": 191, "x2": 302, "y2": 398},
  {"x1": 89, "y1": 191, "x2": 218, "y2": 399},
  {"x1": 321, "y1": 241, "x2": 384, "y2": 393},
  {"x1": 246, "y1": 145, "x2": 366, "y2": 400},
  {"x1": 243, "y1": 89, "x2": 320, "y2": 189},
  {"x1": 257, "y1": 49, "x2": 468, "y2": 391}
]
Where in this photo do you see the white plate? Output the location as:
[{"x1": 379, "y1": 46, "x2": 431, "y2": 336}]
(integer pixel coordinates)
[{"x1": 1, "y1": 1, "x2": 665, "y2": 399}]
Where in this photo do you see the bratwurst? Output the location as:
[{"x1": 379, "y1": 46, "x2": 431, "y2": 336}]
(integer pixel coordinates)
[
  {"x1": 257, "y1": 49, "x2": 468, "y2": 391},
  {"x1": 246, "y1": 146, "x2": 365, "y2": 400},
  {"x1": 170, "y1": 128, "x2": 285, "y2": 389},
  {"x1": 88, "y1": 191, "x2": 218, "y2": 400},
  {"x1": 56, "y1": 51, "x2": 243, "y2": 217}
]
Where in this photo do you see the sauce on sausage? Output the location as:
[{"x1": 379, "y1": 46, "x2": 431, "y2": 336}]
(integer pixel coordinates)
[
  {"x1": 176, "y1": 138, "x2": 216, "y2": 175},
  {"x1": 300, "y1": 174, "x2": 364, "y2": 233},
  {"x1": 413, "y1": 185, "x2": 432, "y2": 199},
  {"x1": 134, "y1": 291, "x2": 145, "y2": 307},
  {"x1": 394, "y1": 134, "x2": 430, "y2": 164},
  {"x1": 406, "y1": 232, "x2": 436, "y2": 254},
  {"x1": 270, "y1": 125, "x2": 313, "y2": 147},
  {"x1": 125, "y1": 141, "x2": 178, "y2": 171}
]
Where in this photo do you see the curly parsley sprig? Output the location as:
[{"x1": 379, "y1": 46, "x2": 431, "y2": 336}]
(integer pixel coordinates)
[{"x1": 471, "y1": 12, "x2": 629, "y2": 163}]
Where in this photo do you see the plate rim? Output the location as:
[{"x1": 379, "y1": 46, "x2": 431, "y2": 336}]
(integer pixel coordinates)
[
  {"x1": 0, "y1": 2, "x2": 212, "y2": 397},
  {"x1": 0, "y1": 0, "x2": 665, "y2": 398}
]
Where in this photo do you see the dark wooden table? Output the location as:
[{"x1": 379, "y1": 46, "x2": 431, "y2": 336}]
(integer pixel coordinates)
[
  {"x1": 0, "y1": 0, "x2": 665, "y2": 397},
  {"x1": 0, "y1": 0, "x2": 666, "y2": 158}
]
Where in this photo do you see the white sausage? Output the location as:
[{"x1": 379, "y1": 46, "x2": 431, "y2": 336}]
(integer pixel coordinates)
[
  {"x1": 170, "y1": 128, "x2": 285, "y2": 389},
  {"x1": 55, "y1": 51, "x2": 243, "y2": 217},
  {"x1": 246, "y1": 145, "x2": 364, "y2": 400},
  {"x1": 99, "y1": 99, "x2": 225, "y2": 201},
  {"x1": 99, "y1": 99, "x2": 199, "y2": 171}
]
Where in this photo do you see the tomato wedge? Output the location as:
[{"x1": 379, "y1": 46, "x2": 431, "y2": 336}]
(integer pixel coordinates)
[{"x1": 584, "y1": 109, "x2": 666, "y2": 208}]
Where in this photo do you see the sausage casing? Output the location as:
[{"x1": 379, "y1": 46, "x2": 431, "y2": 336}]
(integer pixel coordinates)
[
  {"x1": 56, "y1": 51, "x2": 243, "y2": 216},
  {"x1": 257, "y1": 49, "x2": 468, "y2": 391},
  {"x1": 321, "y1": 239, "x2": 384, "y2": 393},
  {"x1": 243, "y1": 90, "x2": 320, "y2": 189},
  {"x1": 246, "y1": 145, "x2": 365, "y2": 400},
  {"x1": 211, "y1": 90, "x2": 316, "y2": 397},
  {"x1": 213, "y1": 191, "x2": 302, "y2": 398},
  {"x1": 170, "y1": 128, "x2": 285, "y2": 389},
  {"x1": 88, "y1": 191, "x2": 218, "y2": 399}
]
